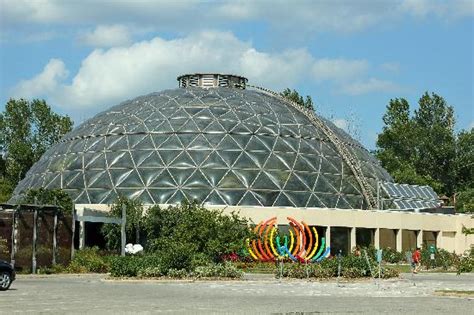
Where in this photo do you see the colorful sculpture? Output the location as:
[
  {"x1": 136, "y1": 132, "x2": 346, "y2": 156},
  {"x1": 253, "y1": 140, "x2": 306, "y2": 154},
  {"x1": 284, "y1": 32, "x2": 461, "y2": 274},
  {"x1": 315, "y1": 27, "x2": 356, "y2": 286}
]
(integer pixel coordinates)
[{"x1": 247, "y1": 217, "x2": 330, "y2": 263}]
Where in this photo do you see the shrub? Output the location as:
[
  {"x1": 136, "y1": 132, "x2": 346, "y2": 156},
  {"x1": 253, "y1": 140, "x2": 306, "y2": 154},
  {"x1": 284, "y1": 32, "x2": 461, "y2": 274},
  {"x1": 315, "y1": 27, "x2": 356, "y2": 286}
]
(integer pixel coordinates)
[
  {"x1": 167, "y1": 268, "x2": 188, "y2": 278},
  {"x1": 192, "y1": 262, "x2": 243, "y2": 278},
  {"x1": 66, "y1": 247, "x2": 110, "y2": 273},
  {"x1": 109, "y1": 256, "x2": 142, "y2": 277},
  {"x1": 138, "y1": 267, "x2": 163, "y2": 278}
]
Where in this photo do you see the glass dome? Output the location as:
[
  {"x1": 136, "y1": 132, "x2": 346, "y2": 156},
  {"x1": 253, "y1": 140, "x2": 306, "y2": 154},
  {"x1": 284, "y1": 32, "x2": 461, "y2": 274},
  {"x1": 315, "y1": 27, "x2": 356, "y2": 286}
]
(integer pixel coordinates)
[{"x1": 11, "y1": 83, "x2": 392, "y2": 209}]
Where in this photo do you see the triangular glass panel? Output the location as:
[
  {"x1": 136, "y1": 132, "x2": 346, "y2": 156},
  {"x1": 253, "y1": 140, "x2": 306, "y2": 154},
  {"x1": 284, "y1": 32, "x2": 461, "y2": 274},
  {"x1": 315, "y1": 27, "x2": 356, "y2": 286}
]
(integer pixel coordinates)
[
  {"x1": 169, "y1": 118, "x2": 188, "y2": 132},
  {"x1": 45, "y1": 174, "x2": 61, "y2": 189},
  {"x1": 170, "y1": 168, "x2": 195, "y2": 186},
  {"x1": 140, "y1": 168, "x2": 165, "y2": 187},
  {"x1": 219, "y1": 110, "x2": 240, "y2": 122},
  {"x1": 106, "y1": 136, "x2": 128, "y2": 150},
  {"x1": 188, "y1": 150, "x2": 211, "y2": 166},
  {"x1": 152, "y1": 120, "x2": 173, "y2": 133},
  {"x1": 280, "y1": 125, "x2": 299, "y2": 137},
  {"x1": 314, "y1": 176, "x2": 334, "y2": 193},
  {"x1": 203, "y1": 120, "x2": 226, "y2": 133},
  {"x1": 218, "y1": 189, "x2": 246, "y2": 205},
  {"x1": 219, "y1": 151, "x2": 241, "y2": 168},
  {"x1": 169, "y1": 108, "x2": 191, "y2": 119},
  {"x1": 65, "y1": 171, "x2": 83, "y2": 189},
  {"x1": 258, "y1": 125, "x2": 278, "y2": 135},
  {"x1": 193, "y1": 108, "x2": 213, "y2": 120},
  {"x1": 266, "y1": 170, "x2": 290, "y2": 189},
  {"x1": 299, "y1": 139, "x2": 317, "y2": 154},
  {"x1": 85, "y1": 170, "x2": 109, "y2": 188},
  {"x1": 148, "y1": 188, "x2": 176, "y2": 204},
  {"x1": 252, "y1": 172, "x2": 280, "y2": 190},
  {"x1": 230, "y1": 134, "x2": 251, "y2": 150},
  {"x1": 117, "y1": 170, "x2": 143, "y2": 188},
  {"x1": 177, "y1": 134, "x2": 197, "y2": 148},
  {"x1": 152, "y1": 134, "x2": 170, "y2": 148},
  {"x1": 247, "y1": 151, "x2": 269, "y2": 169},
  {"x1": 317, "y1": 193, "x2": 338, "y2": 208},
  {"x1": 128, "y1": 134, "x2": 148, "y2": 149},
  {"x1": 167, "y1": 190, "x2": 189, "y2": 204},
  {"x1": 201, "y1": 168, "x2": 227, "y2": 187},
  {"x1": 284, "y1": 173, "x2": 306, "y2": 191},
  {"x1": 163, "y1": 134, "x2": 185, "y2": 150},
  {"x1": 336, "y1": 196, "x2": 353, "y2": 209},
  {"x1": 194, "y1": 118, "x2": 213, "y2": 131},
  {"x1": 306, "y1": 194, "x2": 326, "y2": 208},
  {"x1": 85, "y1": 138, "x2": 105, "y2": 152},
  {"x1": 293, "y1": 155, "x2": 314, "y2": 172},
  {"x1": 298, "y1": 155, "x2": 319, "y2": 172},
  {"x1": 246, "y1": 136, "x2": 265, "y2": 151},
  {"x1": 137, "y1": 190, "x2": 154, "y2": 205},
  {"x1": 107, "y1": 151, "x2": 127, "y2": 167},
  {"x1": 216, "y1": 135, "x2": 240, "y2": 151},
  {"x1": 231, "y1": 123, "x2": 252, "y2": 134},
  {"x1": 275, "y1": 152, "x2": 297, "y2": 170},
  {"x1": 233, "y1": 152, "x2": 258, "y2": 170},
  {"x1": 183, "y1": 170, "x2": 211, "y2": 188},
  {"x1": 294, "y1": 171, "x2": 318, "y2": 190},
  {"x1": 132, "y1": 135, "x2": 154, "y2": 150},
  {"x1": 152, "y1": 169, "x2": 177, "y2": 187},
  {"x1": 177, "y1": 119, "x2": 200, "y2": 133},
  {"x1": 182, "y1": 188, "x2": 212, "y2": 204},
  {"x1": 200, "y1": 152, "x2": 227, "y2": 169},
  {"x1": 322, "y1": 173, "x2": 342, "y2": 193},
  {"x1": 265, "y1": 153, "x2": 289, "y2": 170},
  {"x1": 252, "y1": 190, "x2": 279, "y2": 207},
  {"x1": 204, "y1": 190, "x2": 227, "y2": 205},
  {"x1": 209, "y1": 107, "x2": 228, "y2": 117},
  {"x1": 238, "y1": 191, "x2": 261, "y2": 206},
  {"x1": 321, "y1": 143, "x2": 339, "y2": 157},
  {"x1": 204, "y1": 134, "x2": 226, "y2": 148},
  {"x1": 158, "y1": 150, "x2": 180, "y2": 166},
  {"x1": 109, "y1": 169, "x2": 133, "y2": 187},
  {"x1": 220, "y1": 120, "x2": 239, "y2": 131},
  {"x1": 232, "y1": 169, "x2": 260, "y2": 188},
  {"x1": 183, "y1": 107, "x2": 205, "y2": 116},
  {"x1": 109, "y1": 152, "x2": 133, "y2": 168},
  {"x1": 320, "y1": 157, "x2": 341, "y2": 174},
  {"x1": 218, "y1": 171, "x2": 246, "y2": 189},
  {"x1": 274, "y1": 138, "x2": 295, "y2": 153},
  {"x1": 273, "y1": 193, "x2": 294, "y2": 207},
  {"x1": 85, "y1": 153, "x2": 106, "y2": 169},
  {"x1": 188, "y1": 135, "x2": 211, "y2": 150},
  {"x1": 285, "y1": 192, "x2": 310, "y2": 207}
]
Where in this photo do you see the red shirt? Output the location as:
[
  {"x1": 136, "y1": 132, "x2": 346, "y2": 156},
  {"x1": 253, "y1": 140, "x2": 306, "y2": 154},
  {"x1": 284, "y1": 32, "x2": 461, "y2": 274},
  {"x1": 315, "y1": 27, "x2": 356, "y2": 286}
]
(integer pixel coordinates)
[{"x1": 412, "y1": 250, "x2": 421, "y2": 263}]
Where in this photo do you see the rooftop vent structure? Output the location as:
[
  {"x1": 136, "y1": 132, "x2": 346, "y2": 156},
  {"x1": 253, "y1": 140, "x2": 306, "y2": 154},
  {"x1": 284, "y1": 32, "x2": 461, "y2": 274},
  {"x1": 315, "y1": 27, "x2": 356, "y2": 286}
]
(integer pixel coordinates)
[{"x1": 177, "y1": 73, "x2": 248, "y2": 89}]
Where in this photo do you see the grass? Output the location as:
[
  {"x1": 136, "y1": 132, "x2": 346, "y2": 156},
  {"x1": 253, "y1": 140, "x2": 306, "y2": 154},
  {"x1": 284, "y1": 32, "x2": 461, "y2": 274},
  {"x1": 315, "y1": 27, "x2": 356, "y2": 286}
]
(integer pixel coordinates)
[{"x1": 435, "y1": 290, "x2": 474, "y2": 297}]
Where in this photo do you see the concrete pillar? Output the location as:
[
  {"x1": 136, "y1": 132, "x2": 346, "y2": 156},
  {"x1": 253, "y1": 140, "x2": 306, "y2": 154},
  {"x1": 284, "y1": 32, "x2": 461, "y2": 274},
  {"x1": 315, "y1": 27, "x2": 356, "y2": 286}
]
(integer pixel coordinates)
[
  {"x1": 374, "y1": 228, "x2": 380, "y2": 250},
  {"x1": 435, "y1": 231, "x2": 441, "y2": 248},
  {"x1": 396, "y1": 229, "x2": 402, "y2": 252},
  {"x1": 416, "y1": 230, "x2": 423, "y2": 248},
  {"x1": 350, "y1": 227, "x2": 356, "y2": 252},
  {"x1": 325, "y1": 226, "x2": 331, "y2": 249},
  {"x1": 79, "y1": 221, "x2": 86, "y2": 249}
]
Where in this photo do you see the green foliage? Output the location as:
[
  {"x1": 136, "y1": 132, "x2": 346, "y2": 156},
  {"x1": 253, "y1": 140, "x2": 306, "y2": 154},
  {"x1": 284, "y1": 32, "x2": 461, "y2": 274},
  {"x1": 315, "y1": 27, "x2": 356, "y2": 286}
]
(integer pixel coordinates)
[
  {"x1": 101, "y1": 195, "x2": 144, "y2": 250},
  {"x1": 143, "y1": 201, "x2": 253, "y2": 263},
  {"x1": 274, "y1": 255, "x2": 399, "y2": 279},
  {"x1": 0, "y1": 178, "x2": 13, "y2": 203},
  {"x1": 109, "y1": 255, "x2": 144, "y2": 277},
  {"x1": 456, "y1": 188, "x2": 474, "y2": 213},
  {"x1": 192, "y1": 262, "x2": 243, "y2": 278},
  {"x1": 67, "y1": 247, "x2": 110, "y2": 273},
  {"x1": 420, "y1": 248, "x2": 459, "y2": 271},
  {"x1": 281, "y1": 88, "x2": 314, "y2": 111},
  {"x1": 376, "y1": 92, "x2": 458, "y2": 196},
  {"x1": 20, "y1": 188, "x2": 72, "y2": 214},
  {"x1": 0, "y1": 99, "x2": 73, "y2": 195},
  {"x1": 455, "y1": 129, "x2": 474, "y2": 191}
]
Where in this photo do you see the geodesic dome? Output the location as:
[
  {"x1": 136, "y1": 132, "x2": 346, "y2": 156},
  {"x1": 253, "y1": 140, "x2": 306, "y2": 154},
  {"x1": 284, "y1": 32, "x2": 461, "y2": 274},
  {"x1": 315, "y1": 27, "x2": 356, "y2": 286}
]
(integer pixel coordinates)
[{"x1": 11, "y1": 74, "x2": 392, "y2": 209}]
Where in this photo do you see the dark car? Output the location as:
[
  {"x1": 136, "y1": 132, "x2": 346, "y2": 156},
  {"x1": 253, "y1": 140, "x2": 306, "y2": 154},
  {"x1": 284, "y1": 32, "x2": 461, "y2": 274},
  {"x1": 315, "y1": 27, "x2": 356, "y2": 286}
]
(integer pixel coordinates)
[{"x1": 0, "y1": 260, "x2": 15, "y2": 291}]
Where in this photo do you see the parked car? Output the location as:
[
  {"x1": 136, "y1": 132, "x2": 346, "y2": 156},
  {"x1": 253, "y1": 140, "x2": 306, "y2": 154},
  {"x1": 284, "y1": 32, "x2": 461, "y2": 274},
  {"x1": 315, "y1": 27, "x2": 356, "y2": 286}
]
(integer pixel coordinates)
[{"x1": 0, "y1": 260, "x2": 15, "y2": 291}]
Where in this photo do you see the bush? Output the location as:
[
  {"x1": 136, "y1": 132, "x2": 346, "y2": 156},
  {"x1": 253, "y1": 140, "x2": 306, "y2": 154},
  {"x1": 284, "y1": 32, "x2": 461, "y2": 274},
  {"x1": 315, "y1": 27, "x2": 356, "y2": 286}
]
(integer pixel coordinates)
[
  {"x1": 167, "y1": 268, "x2": 189, "y2": 278},
  {"x1": 67, "y1": 247, "x2": 110, "y2": 273},
  {"x1": 456, "y1": 249, "x2": 474, "y2": 274},
  {"x1": 193, "y1": 262, "x2": 243, "y2": 279},
  {"x1": 109, "y1": 256, "x2": 143, "y2": 277},
  {"x1": 421, "y1": 248, "x2": 458, "y2": 270},
  {"x1": 138, "y1": 267, "x2": 163, "y2": 278}
]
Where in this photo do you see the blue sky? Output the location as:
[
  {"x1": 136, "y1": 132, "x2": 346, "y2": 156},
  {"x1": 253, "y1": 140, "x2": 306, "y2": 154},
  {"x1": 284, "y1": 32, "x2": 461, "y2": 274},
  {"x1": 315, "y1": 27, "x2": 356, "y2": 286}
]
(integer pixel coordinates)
[{"x1": 1, "y1": 0, "x2": 473, "y2": 149}]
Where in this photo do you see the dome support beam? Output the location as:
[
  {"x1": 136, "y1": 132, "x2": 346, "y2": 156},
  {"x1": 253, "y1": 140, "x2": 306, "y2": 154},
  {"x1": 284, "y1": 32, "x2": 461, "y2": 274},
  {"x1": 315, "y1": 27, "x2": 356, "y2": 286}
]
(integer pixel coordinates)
[{"x1": 247, "y1": 85, "x2": 378, "y2": 210}]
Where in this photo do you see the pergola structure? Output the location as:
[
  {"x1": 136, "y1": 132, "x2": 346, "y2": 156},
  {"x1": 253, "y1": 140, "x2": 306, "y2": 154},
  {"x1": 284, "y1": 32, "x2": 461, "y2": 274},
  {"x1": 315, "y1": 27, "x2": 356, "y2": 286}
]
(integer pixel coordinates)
[{"x1": 0, "y1": 203, "x2": 66, "y2": 273}]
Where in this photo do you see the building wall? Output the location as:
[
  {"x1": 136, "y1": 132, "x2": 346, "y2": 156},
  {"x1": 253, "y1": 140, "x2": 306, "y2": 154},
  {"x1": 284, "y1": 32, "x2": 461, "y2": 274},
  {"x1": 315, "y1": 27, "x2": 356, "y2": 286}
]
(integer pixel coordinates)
[{"x1": 76, "y1": 204, "x2": 474, "y2": 254}]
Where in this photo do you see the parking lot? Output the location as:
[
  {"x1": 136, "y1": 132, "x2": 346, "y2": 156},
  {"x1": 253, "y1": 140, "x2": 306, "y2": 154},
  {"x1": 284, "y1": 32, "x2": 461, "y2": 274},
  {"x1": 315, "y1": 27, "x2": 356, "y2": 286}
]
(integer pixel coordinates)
[{"x1": 1, "y1": 273, "x2": 473, "y2": 314}]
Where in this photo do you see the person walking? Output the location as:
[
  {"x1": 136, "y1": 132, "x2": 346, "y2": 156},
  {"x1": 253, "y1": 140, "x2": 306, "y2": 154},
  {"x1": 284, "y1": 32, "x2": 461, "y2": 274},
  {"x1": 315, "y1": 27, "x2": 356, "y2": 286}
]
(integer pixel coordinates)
[{"x1": 412, "y1": 247, "x2": 421, "y2": 274}]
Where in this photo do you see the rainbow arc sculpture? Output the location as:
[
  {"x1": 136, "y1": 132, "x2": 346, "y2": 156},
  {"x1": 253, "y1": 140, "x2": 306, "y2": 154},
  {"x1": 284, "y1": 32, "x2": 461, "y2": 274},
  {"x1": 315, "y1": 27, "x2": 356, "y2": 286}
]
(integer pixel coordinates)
[{"x1": 247, "y1": 217, "x2": 330, "y2": 263}]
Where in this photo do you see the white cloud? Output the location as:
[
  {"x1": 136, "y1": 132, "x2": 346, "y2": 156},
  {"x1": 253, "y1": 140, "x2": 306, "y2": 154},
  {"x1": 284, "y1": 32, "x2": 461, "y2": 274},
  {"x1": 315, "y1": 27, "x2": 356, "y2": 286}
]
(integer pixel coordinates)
[
  {"x1": 342, "y1": 78, "x2": 404, "y2": 95},
  {"x1": 11, "y1": 31, "x2": 399, "y2": 111},
  {"x1": 1, "y1": 0, "x2": 471, "y2": 37},
  {"x1": 78, "y1": 25, "x2": 132, "y2": 47},
  {"x1": 12, "y1": 59, "x2": 68, "y2": 99}
]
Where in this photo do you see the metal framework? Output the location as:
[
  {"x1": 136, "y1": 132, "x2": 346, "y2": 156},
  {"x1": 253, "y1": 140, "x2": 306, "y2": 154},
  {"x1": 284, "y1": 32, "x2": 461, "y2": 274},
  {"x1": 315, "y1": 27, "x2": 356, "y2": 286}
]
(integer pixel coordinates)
[{"x1": 247, "y1": 85, "x2": 378, "y2": 209}]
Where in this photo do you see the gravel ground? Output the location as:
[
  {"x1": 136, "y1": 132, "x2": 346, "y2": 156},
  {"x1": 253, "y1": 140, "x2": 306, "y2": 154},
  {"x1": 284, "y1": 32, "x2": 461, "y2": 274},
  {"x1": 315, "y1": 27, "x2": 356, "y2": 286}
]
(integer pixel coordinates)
[{"x1": 0, "y1": 273, "x2": 472, "y2": 314}]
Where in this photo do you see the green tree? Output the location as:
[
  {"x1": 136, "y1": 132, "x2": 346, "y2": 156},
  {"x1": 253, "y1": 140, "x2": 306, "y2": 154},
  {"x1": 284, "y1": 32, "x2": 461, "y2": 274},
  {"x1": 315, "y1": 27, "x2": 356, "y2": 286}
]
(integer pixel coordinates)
[
  {"x1": 456, "y1": 188, "x2": 474, "y2": 213},
  {"x1": 21, "y1": 187, "x2": 73, "y2": 214},
  {"x1": 0, "y1": 98, "x2": 73, "y2": 199},
  {"x1": 376, "y1": 93, "x2": 456, "y2": 195},
  {"x1": 101, "y1": 196, "x2": 144, "y2": 250},
  {"x1": 455, "y1": 128, "x2": 474, "y2": 191},
  {"x1": 281, "y1": 88, "x2": 314, "y2": 111}
]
